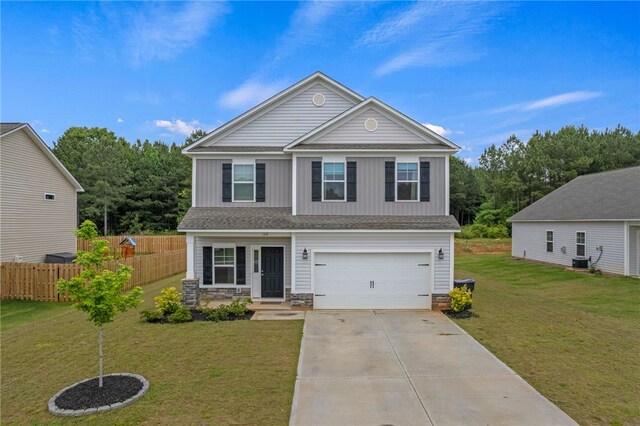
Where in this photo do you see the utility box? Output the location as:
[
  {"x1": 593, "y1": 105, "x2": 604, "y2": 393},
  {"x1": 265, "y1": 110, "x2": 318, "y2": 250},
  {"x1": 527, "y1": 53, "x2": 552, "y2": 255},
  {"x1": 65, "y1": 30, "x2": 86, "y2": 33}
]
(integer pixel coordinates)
[
  {"x1": 572, "y1": 257, "x2": 589, "y2": 269},
  {"x1": 119, "y1": 237, "x2": 137, "y2": 259}
]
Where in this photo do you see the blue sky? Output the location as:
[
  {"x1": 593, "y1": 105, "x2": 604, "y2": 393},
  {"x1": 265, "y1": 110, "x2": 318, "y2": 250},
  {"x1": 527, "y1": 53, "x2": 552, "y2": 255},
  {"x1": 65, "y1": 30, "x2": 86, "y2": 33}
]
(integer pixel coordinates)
[{"x1": 2, "y1": 1, "x2": 638, "y2": 164}]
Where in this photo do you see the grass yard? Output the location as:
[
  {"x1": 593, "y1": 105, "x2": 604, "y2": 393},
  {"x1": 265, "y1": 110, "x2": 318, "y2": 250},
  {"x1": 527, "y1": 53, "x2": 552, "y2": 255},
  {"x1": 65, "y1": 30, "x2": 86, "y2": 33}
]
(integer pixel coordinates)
[
  {"x1": 1, "y1": 274, "x2": 303, "y2": 425},
  {"x1": 454, "y1": 255, "x2": 640, "y2": 426}
]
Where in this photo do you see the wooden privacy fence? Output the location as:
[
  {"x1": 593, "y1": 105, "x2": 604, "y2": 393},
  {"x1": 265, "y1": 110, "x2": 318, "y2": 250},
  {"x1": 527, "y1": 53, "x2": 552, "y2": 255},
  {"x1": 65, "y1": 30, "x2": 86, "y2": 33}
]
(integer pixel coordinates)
[
  {"x1": 0, "y1": 249, "x2": 186, "y2": 302},
  {"x1": 76, "y1": 235, "x2": 186, "y2": 254}
]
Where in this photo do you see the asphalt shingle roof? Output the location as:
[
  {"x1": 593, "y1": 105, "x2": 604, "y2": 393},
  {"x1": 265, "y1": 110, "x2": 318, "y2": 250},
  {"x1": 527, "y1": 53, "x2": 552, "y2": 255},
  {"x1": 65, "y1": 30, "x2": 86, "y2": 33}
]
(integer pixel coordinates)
[
  {"x1": 178, "y1": 207, "x2": 460, "y2": 231},
  {"x1": 509, "y1": 166, "x2": 640, "y2": 221},
  {"x1": 0, "y1": 123, "x2": 25, "y2": 135}
]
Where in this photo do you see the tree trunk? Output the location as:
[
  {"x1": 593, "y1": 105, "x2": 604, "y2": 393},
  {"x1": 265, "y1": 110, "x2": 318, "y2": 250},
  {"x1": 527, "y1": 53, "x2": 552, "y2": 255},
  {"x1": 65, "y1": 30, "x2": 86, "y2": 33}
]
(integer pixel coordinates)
[
  {"x1": 99, "y1": 326, "x2": 103, "y2": 387},
  {"x1": 103, "y1": 204, "x2": 108, "y2": 236}
]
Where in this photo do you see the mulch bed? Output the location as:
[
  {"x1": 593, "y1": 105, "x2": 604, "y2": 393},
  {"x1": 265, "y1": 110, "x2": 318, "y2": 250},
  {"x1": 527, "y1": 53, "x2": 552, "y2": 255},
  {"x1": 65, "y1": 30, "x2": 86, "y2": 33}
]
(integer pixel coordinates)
[
  {"x1": 54, "y1": 375, "x2": 143, "y2": 410},
  {"x1": 147, "y1": 309, "x2": 254, "y2": 324},
  {"x1": 443, "y1": 309, "x2": 478, "y2": 319}
]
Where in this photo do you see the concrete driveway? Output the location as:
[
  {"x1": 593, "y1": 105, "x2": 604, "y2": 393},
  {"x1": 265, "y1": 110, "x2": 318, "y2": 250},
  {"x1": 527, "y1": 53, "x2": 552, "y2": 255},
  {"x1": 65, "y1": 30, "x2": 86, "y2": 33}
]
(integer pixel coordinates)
[{"x1": 290, "y1": 310, "x2": 577, "y2": 426}]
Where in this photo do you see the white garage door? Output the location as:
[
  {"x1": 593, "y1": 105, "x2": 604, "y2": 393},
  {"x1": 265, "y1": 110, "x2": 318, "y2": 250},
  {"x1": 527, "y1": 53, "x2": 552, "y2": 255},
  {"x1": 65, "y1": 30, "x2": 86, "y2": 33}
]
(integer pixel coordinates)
[{"x1": 314, "y1": 252, "x2": 431, "y2": 309}]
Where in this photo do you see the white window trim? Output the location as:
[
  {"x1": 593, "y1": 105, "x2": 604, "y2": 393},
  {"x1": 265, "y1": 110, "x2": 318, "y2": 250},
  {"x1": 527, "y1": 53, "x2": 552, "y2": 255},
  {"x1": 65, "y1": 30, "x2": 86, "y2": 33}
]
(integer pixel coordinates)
[
  {"x1": 395, "y1": 162, "x2": 420, "y2": 202},
  {"x1": 209, "y1": 243, "x2": 237, "y2": 287},
  {"x1": 546, "y1": 230, "x2": 554, "y2": 253},
  {"x1": 44, "y1": 192, "x2": 56, "y2": 201},
  {"x1": 321, "y1": 160, "x2": 346, "y2": 202},
  {"x1": 232, "y1": 163, "x2": 256, "y2": 203},
  {"x1": 576, "y1": 231, "x2": 587, "y2": 257}
]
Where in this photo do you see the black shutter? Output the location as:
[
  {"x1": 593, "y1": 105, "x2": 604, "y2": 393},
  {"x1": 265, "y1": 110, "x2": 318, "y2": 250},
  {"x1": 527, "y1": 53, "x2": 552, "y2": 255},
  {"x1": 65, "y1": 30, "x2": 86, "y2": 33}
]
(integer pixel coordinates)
[
  {"x1": 385, "y1": 161, "x2": 395, "y2": 202},
  {"x1": 236, "y1": 246, "x2": 246, "y2": 285},
  {"x1": 311, "y1": 161, "x2": 322, "y2": 202},
  {"x1": 203, "y1": 246, "x2": 212, "y2": 285},
  {"x1": 256, "y1": 163, "x2": 265, "y2": 202},
  {"x1": 347, "y1": 161, "x2": 357, "y2": 202},
  {"x1": 420, "y1": 161, "x2": 431, "y2": 202},
  {"x1": 222, "y1": 163, "x2": 232, "y2": 202}
]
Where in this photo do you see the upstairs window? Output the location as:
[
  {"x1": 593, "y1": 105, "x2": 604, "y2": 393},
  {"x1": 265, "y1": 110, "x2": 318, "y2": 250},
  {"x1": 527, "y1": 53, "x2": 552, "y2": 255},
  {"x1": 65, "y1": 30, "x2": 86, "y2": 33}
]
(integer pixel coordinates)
[
  {"x1": 233, "y1": 164, "x2": 255, "y2": 202},
  {"x1": 396, "y1": 163, "x2": 418, "y2": 201},
  {"x1": 323, "y1": 162, "x2": 345, "y2": 201},
  {"x1": 44, "y1": 193, "x2": 56, "y2": 201},
  {"x1": 546, "y1": 231, "x2": 554, "y2": 252},
  {"x1": 576, "y1": 232, "x2": 586, "y2": 257}
]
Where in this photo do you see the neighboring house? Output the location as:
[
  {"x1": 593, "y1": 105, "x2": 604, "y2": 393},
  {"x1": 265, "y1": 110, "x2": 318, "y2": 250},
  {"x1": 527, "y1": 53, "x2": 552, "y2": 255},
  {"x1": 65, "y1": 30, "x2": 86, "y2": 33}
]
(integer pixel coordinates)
[
  {"x1": 0, "y1": 123, "x2": 84, "y2": 262},
  {"x1": 509, "y1": 166, "x2": 640, "y2": 277},
  {"x1": 178, "y1": 72, "x2": 461, "y2": 309}
]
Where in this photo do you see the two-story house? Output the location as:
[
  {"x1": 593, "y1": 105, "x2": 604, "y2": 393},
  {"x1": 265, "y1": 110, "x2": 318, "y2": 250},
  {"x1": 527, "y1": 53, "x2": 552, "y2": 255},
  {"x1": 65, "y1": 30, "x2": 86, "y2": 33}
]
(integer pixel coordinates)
[{"x1": 178, "y1": 72, "x2": 461, "y2": 309}]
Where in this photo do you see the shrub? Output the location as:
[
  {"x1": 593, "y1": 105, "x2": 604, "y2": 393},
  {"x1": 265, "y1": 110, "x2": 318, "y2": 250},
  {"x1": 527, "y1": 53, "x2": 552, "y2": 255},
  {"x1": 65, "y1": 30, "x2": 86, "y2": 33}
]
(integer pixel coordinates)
[
  {"x1": 140, "y1": 308, "x2": 164, "y2": 323},
  {"x1": 449, "y1": 285, "x2": 473, "y2": 313},
  {"x1": 459, "y1": 223, "x2": 509, "y2": 239},
  {"x1": 154, "y1": 287, "x2": 182, "y2": 315},
  {"x1": 486, "y1": 225, "x2": 510, "y2": 239},
  {"x1": 206, "y1": 306, "x2": 230, "y2": 322},
  {"x1": 226, "y1": 298, "x2": 252, "y2": 316},
  {"x1": 168, "y1": 306, "x2": 192, "y2": 323}
]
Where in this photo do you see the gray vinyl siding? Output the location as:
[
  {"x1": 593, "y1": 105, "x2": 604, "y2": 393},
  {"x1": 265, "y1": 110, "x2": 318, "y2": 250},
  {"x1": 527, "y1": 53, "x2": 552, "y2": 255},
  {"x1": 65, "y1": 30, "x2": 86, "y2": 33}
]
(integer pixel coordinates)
[
  {"x1": 0, "y1": 129, "x2": 78, "y2": 262},
  {"x1": 511, "y1": 222, "x2": 626, "y2": 275},
  {"x1": 308, "y1": 107, "x2": 435, "y2": 145},
  {"x1": 629, "y1": 223, "x2": 640, "y2": 276},
  {"x1": 293, "y1": 232, "x2": 453, "y2": 294},
  {"x1": 296, "y1": 156, "x2": 446, "y2": 215},
  {"x1": 195, "y1": 159, "x2": 291, "y2": 207},
  {"x1": 195, "y1": 236, "x2": 291, "y2": 288},
  {"x1": 210, "y1": 83, "x2": 356, "y2": 147}
]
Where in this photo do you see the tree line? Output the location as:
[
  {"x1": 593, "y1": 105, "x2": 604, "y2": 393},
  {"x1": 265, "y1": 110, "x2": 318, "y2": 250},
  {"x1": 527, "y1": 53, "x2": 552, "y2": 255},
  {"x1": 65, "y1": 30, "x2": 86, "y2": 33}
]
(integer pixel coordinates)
[{"x1": 52, "y1": 125, "x2": 639, "y2": 236}]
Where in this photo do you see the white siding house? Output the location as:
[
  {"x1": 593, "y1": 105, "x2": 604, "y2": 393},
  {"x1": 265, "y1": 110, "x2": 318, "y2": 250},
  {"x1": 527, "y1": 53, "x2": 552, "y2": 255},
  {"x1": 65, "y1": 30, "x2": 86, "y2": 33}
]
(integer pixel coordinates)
[
  {"x1": 0, "y1": 123, "x2": 84, "y2": 262},
  {"x1": 509, "y1": 166, "x2": 640, "y2": 276}
]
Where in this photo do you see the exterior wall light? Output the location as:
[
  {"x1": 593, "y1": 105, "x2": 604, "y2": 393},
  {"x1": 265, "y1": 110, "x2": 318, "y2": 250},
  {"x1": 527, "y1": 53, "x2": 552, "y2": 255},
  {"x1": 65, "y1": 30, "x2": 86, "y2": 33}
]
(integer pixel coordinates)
[
  {"x1": 438, "y1": 248, "x2": 444, "y2": 260},
  {"x1": 302, "y1": 248, "x2": 309, "y2": 260}
]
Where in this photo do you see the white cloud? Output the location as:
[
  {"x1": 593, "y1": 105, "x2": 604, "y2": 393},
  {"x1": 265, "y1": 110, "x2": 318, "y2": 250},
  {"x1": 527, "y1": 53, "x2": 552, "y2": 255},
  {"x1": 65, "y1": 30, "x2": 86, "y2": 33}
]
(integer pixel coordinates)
[
  {"x1": 40, "y1": 128, "x2": 51, "y2": 134},
  {"x1": 117, "y1": 118, "x2": 124, "y2": 123},
  {"x1": 423, "y1": 123, "x2": 450, "y2": 136},
  {"x1": 491, "y1": 91, "x2": 604, "y2": 114},
  {"x1": 127, "y1": 2, "x2": 227, "y2": 66},
  {"x1": 154, "y1": 119, "x2": 201, "y2": 136},
  {"x1": 368, "y1": 2, "x2": 508, "y2": 75},
  {"x1": 218, "y1": 79, "x2": 288, "y2": 110}
]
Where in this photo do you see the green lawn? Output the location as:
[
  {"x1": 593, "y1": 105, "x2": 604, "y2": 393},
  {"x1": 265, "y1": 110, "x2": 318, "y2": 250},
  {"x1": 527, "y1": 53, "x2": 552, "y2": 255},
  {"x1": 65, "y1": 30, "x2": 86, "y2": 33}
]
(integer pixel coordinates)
[
  {"x1": 1, "y1": 274, "x2": 303, "y2": 425},
  {"x1": 454, "y1": 255, "x2": 640, "y2": 426}
]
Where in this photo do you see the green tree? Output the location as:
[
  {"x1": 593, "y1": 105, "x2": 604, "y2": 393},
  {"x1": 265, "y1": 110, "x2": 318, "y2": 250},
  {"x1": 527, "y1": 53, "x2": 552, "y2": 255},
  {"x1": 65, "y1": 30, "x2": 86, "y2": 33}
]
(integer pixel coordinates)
[
  {"x1": 57, "y1": 220, "x2": 142, "y2": 387},
  {"x1": 53, "y1": 127, "x2": 132, "y2": 235}
]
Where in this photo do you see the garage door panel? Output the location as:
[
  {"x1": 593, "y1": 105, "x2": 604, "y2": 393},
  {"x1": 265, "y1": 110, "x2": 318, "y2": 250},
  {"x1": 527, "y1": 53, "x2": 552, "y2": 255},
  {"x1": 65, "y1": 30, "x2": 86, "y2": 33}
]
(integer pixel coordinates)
[{"x1": 314, "y1": 252, "x2": 431, "y2": 310}]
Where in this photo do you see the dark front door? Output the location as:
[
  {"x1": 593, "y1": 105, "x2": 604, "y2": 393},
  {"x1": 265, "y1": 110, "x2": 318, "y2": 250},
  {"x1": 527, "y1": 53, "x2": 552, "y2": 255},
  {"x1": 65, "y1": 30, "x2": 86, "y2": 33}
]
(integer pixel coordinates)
[{"x1": 261, "y1": 247, "x2": 284, "y2": 298}]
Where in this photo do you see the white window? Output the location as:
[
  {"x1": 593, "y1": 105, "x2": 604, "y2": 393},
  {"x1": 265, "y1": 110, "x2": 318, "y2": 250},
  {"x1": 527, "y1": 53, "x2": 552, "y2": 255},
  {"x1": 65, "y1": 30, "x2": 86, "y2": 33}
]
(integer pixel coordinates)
[
  {"x1": 323, "y1": 162, "x2": 345, "y2": 201},
  {"x1": 214, "y1": 247, "x2": 235, "y2": 284},
  {"x1": 546, "y1": 231, "x2": 554, "y2": 252},
  {"x1": 233, "y1": 164, "x2": 255, "y2": 202},
  {"x1": 396, "y1": 162, "x2": 419, "y2": 201},
  {"x1": 576, "y1": 232, "x2": 586, "y2": 257},
  {"x1": 44, "y1": 193, "x2": 56, "y2": 201}
]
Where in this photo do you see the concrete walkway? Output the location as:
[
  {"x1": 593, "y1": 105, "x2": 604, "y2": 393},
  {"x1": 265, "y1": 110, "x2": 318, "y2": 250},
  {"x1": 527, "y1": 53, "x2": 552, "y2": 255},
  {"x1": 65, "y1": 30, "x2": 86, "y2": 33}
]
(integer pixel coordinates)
[{"x1": 290, "y1": 310, "x2": 577, "y2": 426}]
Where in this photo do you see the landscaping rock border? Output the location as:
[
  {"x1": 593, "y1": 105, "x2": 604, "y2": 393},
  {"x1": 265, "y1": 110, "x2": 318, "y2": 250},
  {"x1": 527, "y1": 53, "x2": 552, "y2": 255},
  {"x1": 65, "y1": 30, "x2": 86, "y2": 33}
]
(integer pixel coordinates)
[{"x1": 48, "y1": 373, "x2": 149, "y2": 417}]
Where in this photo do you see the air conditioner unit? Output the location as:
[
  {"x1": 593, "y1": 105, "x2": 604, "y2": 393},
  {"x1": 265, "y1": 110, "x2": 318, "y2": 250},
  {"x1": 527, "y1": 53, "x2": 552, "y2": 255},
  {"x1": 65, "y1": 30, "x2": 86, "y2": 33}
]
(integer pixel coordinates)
[{"x1": 13, "y1": 255, "x2": 23, "y2": 263}]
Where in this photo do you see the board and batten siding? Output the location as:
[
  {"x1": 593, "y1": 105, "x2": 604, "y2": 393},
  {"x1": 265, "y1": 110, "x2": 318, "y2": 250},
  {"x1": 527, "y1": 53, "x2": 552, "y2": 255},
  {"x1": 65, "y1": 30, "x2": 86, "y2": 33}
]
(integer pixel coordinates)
[
  {"x1": 296, "y1": 156, "x2": 446, "y2": 215},
  {"x1": 0, "y1": 129, "x2": 78, "y2": 262},
  {"x1": 195, "y1": 159, "x2": 291, "y2": 207},
  {"x1": 194, "y1": 236, "x2": 291, "y2": 288},
  {"x1": 306, "y1": 107, "x2": 435, "y2": 145},
  {"x1": 210, "y1": 83, "x2": 356, "y2": 147},
  {"x1": 293, "y1": 232, "x2": 453, "y2": 294},
  {"x1": 511, "y1": 222, "x2": 626, "y2": 275}
]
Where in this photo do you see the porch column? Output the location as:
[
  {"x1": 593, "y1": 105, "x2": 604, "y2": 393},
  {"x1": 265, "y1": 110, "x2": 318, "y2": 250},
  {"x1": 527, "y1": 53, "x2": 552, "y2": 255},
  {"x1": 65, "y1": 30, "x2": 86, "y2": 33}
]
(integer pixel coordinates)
[{"x1": 186, "y1": 233, "x2": 195, "y2": 279}]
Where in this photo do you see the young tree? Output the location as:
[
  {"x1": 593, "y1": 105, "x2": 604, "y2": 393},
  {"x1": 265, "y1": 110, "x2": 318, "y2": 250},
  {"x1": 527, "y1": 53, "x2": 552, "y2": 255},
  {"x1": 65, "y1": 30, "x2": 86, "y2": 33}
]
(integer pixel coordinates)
[{"x1": 57, "y1": 220, "x2": 142, "y2": 387}]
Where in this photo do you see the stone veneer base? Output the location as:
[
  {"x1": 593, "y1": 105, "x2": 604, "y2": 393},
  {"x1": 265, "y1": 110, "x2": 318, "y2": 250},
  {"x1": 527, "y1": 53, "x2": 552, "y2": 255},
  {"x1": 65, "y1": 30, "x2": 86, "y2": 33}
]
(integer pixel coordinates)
[{"x1": 48, "y1": 373, "x2": 149, "y2": 417}]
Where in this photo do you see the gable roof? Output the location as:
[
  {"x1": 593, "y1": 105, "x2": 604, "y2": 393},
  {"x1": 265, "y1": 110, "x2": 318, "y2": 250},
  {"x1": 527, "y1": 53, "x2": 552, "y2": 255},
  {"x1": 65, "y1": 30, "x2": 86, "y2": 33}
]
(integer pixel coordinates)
[
  {"x1": 509, "y1": 166, "x2": 640, "y2": 222},
  {"x1": 183, "y1": 72, "x2": 365, "y2": 154},
  {"x1": 0, "y1": 123, "x2": 84, "y2": 192},
  {"x1": 284, "y1": 97, "x2": 460, "y2": 151}
]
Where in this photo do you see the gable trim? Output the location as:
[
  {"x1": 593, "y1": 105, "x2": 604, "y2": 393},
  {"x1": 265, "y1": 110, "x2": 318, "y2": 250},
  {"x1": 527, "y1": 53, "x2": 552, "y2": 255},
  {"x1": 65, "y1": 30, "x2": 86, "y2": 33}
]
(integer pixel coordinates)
[
  {"x1": 284, "y1": 97, "x2": 461, "y2": 151},
  {"x1": 1, "y1": 124, "x2": 84, "y2": 192},
  {"x1": 183, "y1": 72, "x2": 365, "y2": 154}
]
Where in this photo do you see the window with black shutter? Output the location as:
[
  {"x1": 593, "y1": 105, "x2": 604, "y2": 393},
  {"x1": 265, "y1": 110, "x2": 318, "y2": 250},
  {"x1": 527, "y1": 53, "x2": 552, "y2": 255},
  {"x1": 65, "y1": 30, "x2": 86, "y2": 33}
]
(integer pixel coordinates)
[
  {"x1": 203, "y1": 246, "x2": 213, "y2": 285},
  {"x1": 346, "y1": 161, "x2": 357, "y2": 202},
  {"x1": 311, "y1": 161, "x2": 322, "y2": 202},
  {"x1": 419, "y1": 161, "x2": 430, "y2": 202},
  {"x1": 255, "y1": 163, "x2": 265, "y2": 202},
  {"x1": 236, "y1": 246, "x2": 246, "y2": 284},
  {"x1": 222, "y1": 163, "x2": 232, "y2": 202},
  {"x1": 385, "y1": 161, "x2": 395, "y2": 202}
]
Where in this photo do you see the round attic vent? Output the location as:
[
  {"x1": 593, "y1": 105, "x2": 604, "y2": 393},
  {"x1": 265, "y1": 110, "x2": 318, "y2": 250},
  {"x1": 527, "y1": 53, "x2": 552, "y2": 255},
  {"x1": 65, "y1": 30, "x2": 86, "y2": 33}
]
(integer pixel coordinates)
[
  {"x1": 312, "y1": 93, "x2": 326, "y2": 107},
  {"x1": 364, "y1": 118, "x2": 378, "y2": 132}
]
